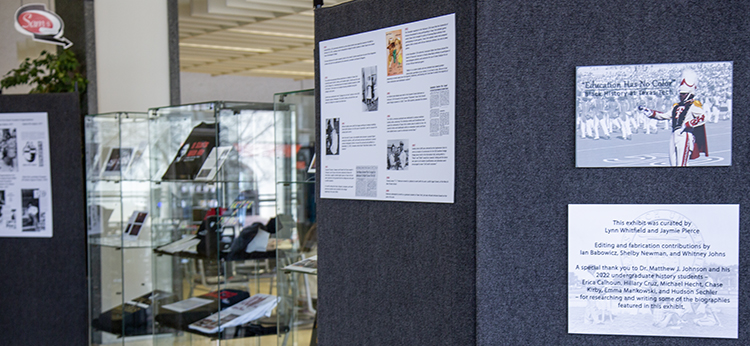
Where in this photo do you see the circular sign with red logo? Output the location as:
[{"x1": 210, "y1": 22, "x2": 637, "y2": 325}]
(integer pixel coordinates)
[
  {"x1": 14, "y1": 4, "x2": 71, "y2": 49},
  {"x1": 16, "y1": 10, "x2": 62, "y2": 36}
]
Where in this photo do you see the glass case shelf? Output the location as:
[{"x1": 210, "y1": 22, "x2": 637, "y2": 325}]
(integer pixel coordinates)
[{"x1": 88, "y1": 236, "x2": 157, "y2": 249}]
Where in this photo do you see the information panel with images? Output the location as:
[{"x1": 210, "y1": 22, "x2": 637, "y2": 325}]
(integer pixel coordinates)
[
  {"x1": 319, "y1": 14, "x2": 456, "y2": 203},
  {"x1": 0, "y1": 112, "x2": 53, "y2": 238},
  {"x1": 568, "y1": 204, "x2": 738, "y2": 339}
]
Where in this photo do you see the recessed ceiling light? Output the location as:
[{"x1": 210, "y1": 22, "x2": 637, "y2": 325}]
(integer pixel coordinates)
[
  {"x1": 180, "y1": 43, "x2": 272, "y2": 53},
  {"x1": 227, "y1": 29, "x2": 314, "y2": 40},
  {"x1": 252, "y1": 69, "x2": 314, "y2": 77}
]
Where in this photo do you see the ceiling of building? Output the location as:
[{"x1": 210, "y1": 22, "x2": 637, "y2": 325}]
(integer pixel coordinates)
[{"x1": 178, "y1": 0, "x2": 351, "y2": 79}]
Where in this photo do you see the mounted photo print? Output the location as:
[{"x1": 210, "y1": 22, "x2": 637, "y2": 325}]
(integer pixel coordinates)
[{"x1": 576, "y1": 62, "x2": 732, "y2": 167}]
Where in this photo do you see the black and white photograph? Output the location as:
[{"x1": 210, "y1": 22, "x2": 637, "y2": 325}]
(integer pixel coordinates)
[
  {"x1": 325, "y1": 118, "x2": 340, "y2": 155},
  {"x1": 103, "y1": 147, "x2": 133, "y2": 173},
  {"x1": 386, "y1": 139, "x2": 409, "y2": 170},
  {"x1": 576, "y1": 62, "x2": 732, "y2": 167},
  {"x1": 362, "y1": 66, "x2": 378, "y2": 112},
  {"x1": 0, "y1": 128, "x2": 18, "y2": 172},
  {"x1": 22, "y1": 141, "x2": 37, "y2": 164},
  {"x1": 21, "y1": 188, "x2": 42, "y2": 232},
  {"x1": 0, "y1": 190, "x2": 5, "y2": 225}
]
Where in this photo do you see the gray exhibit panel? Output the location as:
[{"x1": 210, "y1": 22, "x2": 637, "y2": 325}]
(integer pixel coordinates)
[
  {"x1": 315, "y1": 1, "x2": 477, "y2": 345},
  {"x1": 318, "y1": 0, "x2": 750, "y2": 345},
  {"x1": 0, "y1": 93, "x2": 86, "y2": 345},
  {"x1": 476, "y1": 1, "x2": 749, "y2": 345}
]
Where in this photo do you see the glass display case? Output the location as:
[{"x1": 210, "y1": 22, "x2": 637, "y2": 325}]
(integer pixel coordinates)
[
  {"x1": 86, "y1": 112, "x2": 155, "y2": 345},
  {"x1": 148, "y1": 101, "x2": 286, "y2": 345},
  {"x1": 87, "y1": 102, "x2": 292, "y2": 345},
  {"x1": 274, "y1": 90, "x2": 318, "y2": 346}
]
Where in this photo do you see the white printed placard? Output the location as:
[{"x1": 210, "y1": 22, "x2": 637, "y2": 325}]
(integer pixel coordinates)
[
  {"x1": 568, "y1": 204, "x2": 738, "y2": 338},
  {"x1": 0, "y1": 113, "x2": 53, "y2": 238},
  {"x1": 319, "y1": 14, "x2": 456, "y2": 203}
]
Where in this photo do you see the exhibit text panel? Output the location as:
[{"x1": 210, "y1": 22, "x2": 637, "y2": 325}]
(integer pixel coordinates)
[
  {"x1": 568, "y1": 204, "x2": 738, "y2": 338},
  {"x1": 319, "y1": 14, "x2": 456, "y2": 203}
]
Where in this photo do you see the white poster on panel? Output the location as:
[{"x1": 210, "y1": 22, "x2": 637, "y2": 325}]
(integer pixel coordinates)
[
  {"x1": 0, "y1": 112, "x2": 53, "y2": 238},
  {"x1": 568, "y1": 204, "x2": 738, "y2": 339},
  {"x1": 319, "y1": 14, "x2": 455, "y2": 203}
]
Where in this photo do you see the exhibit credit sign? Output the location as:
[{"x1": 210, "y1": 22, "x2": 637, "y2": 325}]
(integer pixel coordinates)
[
  {"x1": 14, "y1": 4, "x2": 72, "y2": 49},
  {"x1": 0, "y1": 113, "x2": 53, "y2": 238},
  {"x1": 318, "y1": 14, "x2": 456, "y2": 203},
  {"x1": 568, "y1": 204, "x2": 738, "y2": 339}
]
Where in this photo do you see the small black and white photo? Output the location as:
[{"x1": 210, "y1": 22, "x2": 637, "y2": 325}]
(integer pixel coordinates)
[
  {"x1": 21, "y1": 188, "x2": 42, "y2": 232},
  {"x1": 386, "y1": 139, "x2": 409, "y2": 170},
  {"x1": 0, "y1": 190, "x2": 5, "y2": 225},
  {"x1": 325, "y1": 118, "x2": 340, "y2": 155},
  {"x1": 0, "y1": 128, "x2": 18, "y2": 172},
  {"x1": 22, "y1": 141, "x2": 37, "y2": 163},
  {"x1": 362, "y1": 66, "x2": 378, "y2": 112}
]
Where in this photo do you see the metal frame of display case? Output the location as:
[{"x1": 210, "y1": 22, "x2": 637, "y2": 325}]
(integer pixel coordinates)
[{"x1": 274, "y1": 90, "x2": 318, "y2": 346}]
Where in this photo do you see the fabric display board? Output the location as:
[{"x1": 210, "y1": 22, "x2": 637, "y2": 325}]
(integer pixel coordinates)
[
  {"x1": 0, "y1": 93, "x2": 85, "y2": 346},
  {"x1": 316, "y1": 1, "x2": 476, "y2": 345},
  {"x1": 317, "y1": 0, "x2": 750, "y2": 345}
]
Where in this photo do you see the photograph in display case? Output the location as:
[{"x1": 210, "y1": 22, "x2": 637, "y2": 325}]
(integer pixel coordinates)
[
  {"x1": 283, "y1": 255, "x2": 317, "y2": 275},
  {"x1": 193, "y1": 146, "x2": 233, "y2": 181},
  {"x1": 124, "y1": 210, "x2": 148, "y2": 239},
  {"x1": 102, "y1": 147, "x2": 133, "y2": 175},
  {"x1": 576, "y1": 61, "x2": 732, "y2": 167},
  {"x1": 87, "y1": 204, "x2": 113, "y2": 235}
]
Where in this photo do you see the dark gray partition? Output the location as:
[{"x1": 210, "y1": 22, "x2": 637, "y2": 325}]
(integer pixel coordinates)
[
  {"x1": 317, "y1": 0, "x2": 748, "y2": 345},
  {"x1": 476, "y1": 1, "x2": 749, "y2": 345},
  {"x1": 0, "y1": 93, "x2": 86, "y2": 346},
  {"x1": 315, "y1": 1, "x2": 477, "y2": 345}
]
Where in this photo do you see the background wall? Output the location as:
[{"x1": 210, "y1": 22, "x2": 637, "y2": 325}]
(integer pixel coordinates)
[
  {"x1": 315, "y1": 1, "x2": 477, "y2": 345},
  {"x1": 180, "y1": 72, "x2": 313, "y2": 104},
  {"x1": 476, "y1": 1, "x2": 749, "y2": 345},
  {"x1": 0, "y1": 0, "x2": 57, "y2": 95},
  {"x1": 94, "y1": 0, "x2": 170, "y2": 112}
]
